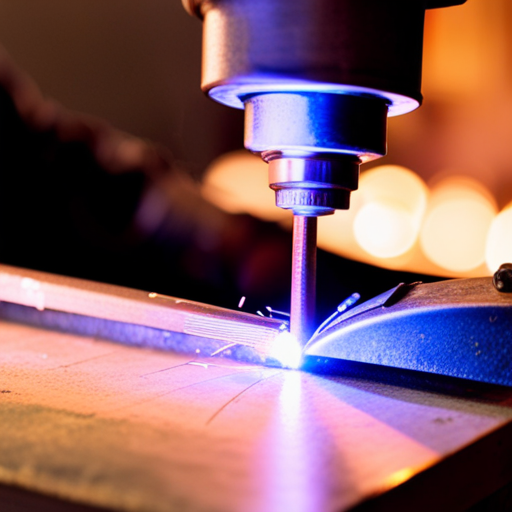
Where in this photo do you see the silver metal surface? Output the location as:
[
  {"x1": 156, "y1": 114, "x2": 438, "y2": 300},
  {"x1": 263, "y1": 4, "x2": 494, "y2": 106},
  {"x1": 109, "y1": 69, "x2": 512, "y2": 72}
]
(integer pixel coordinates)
[
  {"x1": 0, "y1": 264, "x2": 291, "y2": 367},
  {"x1": 305, "y1": 278, "x2": 512, "y2": 386},
  {"x1": 246, "y1": 93, "x2": 387, "y2": 160},
  {"x1": 268, "y1": 155, "x2": 359, "y2": 215},
  {"x1": 290, "y1": 215, "x2": 317, "y2": 346},
  {"x1": 245, "y1": 92, "x2": 382, "y2": 215}
]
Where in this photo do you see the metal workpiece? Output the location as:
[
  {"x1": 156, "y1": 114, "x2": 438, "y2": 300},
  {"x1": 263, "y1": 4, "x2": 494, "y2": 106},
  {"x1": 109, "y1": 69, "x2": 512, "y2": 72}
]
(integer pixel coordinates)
[
  {"x1": 305, "y1": 278, "x2": 512, "y2": 386},
  {"x1": 0, "y1": 264, "x2": 292, "y2": 367},
  {"x1": 290, "y1": 215, "x2": 317, "y2": 346}
]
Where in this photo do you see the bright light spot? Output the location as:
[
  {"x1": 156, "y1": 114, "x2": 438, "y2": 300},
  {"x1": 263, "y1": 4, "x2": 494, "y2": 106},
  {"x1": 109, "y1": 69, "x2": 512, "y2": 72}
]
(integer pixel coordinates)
[
  {"x1": 20, "y1": 277, "x2": 45, "y2": 311},
  {"x1": 420, "y1": 177, "x2": 496, "y2": 273},
  {"x1": 354, "y1": 201, "x2": 417, "y2": 258},
  {"x1": 486, "y1": 204, "x2": 512, "y2": 273},
  {"x1": 201, "y1": 150, "x2": 290, "y2": 223},
  {"x1": 279, "y1": 371, "x2": 303, "y2": 417},
  {"x1": 385, "y1": 467, "x2": 416, "y2": 489},
  {"x1": 353, "y1": 165, "x2": 428, "y2": 259},
  {"x1": 269, "y1": 331, "x2": 302, "y2": 369}
]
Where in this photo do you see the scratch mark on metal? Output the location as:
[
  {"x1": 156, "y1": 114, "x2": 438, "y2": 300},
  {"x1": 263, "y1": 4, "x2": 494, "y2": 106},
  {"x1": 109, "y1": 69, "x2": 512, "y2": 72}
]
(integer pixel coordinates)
[
  {"x1": 189, "y1": 362, "x2": 209, "y2": 369},
  {"x1": 206, "y1": 371, "x2": 281, "y2": 425},
  {"x1": 139, "y1": 361, "x2": 191, "y2": 378},
  {"x1": 112, "y1": 367, "x2": 270, "y2": 413},
  {"x1": 188, "y1": 361, "x2": 263, "y2": 371}
]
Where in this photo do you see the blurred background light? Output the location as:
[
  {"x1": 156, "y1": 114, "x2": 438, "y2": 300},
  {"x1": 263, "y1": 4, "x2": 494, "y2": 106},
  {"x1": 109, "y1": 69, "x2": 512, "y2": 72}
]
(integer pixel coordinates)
[
  {"x1": 354, "y1": 201, "x2": 418, "y2": 259},
  {"x1": 202, "y1": 150, "x2": 290, "y2": 224},
  {"x1": 486, "y1": 203, "x2": 512, "y2": 273},
  {"x1": 353, "y1": 165, "x2": 428, "y2": 259},
  {"x1": 420, "y1": 177, "x2": 497, "y2": 273}
]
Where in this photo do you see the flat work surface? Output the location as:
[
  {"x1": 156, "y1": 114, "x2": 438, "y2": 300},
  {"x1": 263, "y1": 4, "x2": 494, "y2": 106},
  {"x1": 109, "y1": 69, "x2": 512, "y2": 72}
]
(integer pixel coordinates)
[{"x1": 2, "y1": 320, "x2": 512, "y2": 512}]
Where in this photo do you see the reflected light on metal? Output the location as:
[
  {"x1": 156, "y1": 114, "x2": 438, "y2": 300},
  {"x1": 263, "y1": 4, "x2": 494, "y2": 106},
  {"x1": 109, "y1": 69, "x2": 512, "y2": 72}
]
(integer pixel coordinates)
[
  {"x1": 259, "y1": 371, "x2": 323, "y2": 512},
  {"x1": 353, "y1": 165, "x2": 428, "y2": 258},
  {"x1": 269, "y1": 331, "x2": 303, "y2": 369},
  {"x1": 420, "y1": 177, "x2": 497, "y2": 273},
  {"x1": 486, "y1": 203, "x2": 512, "y2": 273}
]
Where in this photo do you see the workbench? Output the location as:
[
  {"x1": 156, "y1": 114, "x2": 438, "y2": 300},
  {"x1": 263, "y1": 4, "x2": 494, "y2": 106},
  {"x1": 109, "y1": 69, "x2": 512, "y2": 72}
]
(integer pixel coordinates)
[{"x1": 2, "y1": 273, "x2": 512, "y2": 511}]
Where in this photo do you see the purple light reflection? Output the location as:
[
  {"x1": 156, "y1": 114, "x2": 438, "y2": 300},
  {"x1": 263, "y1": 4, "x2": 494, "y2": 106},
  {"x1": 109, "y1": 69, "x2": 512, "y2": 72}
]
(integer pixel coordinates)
[{"x1": 251, "y1": 371, "x2": 330, "y2": 512}]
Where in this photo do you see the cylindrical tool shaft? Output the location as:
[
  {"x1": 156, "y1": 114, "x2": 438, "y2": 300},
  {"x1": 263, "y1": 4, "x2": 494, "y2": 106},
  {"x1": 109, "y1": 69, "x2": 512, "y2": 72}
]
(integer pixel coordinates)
[{"x1": 290, "y1": 215, "x2": 317, "y2": 346}]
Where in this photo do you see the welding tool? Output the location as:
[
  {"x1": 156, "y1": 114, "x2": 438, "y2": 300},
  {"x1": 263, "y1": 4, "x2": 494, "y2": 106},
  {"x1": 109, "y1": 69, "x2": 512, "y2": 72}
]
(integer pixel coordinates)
[{"x1": 183, "y1": 0, "x2": 466, "y2": 345}]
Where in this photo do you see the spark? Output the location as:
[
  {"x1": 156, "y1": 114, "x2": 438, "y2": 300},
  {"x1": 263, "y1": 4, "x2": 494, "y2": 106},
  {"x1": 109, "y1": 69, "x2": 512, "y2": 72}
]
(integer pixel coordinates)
[
  {"x1": 266, "y1": 306, "x2": 290, "y2": 318},
  {"x1": 238, "y1": 296, "x2": 246, "y2": 308}
]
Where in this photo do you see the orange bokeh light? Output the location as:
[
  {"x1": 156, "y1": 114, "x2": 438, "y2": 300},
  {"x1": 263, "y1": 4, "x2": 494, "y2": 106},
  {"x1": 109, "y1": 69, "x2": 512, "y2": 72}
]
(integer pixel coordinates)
[
  {"x1": 353, "y1": 166, "x2": 428, "y2": 259},
  {"x1": 420, "y1": 177, "x2": 497, "y2": 273},
  {"x1": 486, "y1": 203, "x2": 512, "y2": 273}
]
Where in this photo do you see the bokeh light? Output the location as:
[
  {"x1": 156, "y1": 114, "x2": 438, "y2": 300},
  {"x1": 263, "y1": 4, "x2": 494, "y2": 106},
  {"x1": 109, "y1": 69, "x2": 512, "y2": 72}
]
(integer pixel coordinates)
[
  {"x1": 201, "y1": 150, "x2": 290, "y2": 223},
  {"x1": 353, "y1": 165, "x2": 428, "y2": 258},
  {"x1": 420, "y1": 177, "x2": 497, "y2": 273},
  {"x1": 201, "y1": 150, "x2": 500, "y2": 278},
  {"x1": 486, "y1": 203, "x2": 512, "y2": 273}
]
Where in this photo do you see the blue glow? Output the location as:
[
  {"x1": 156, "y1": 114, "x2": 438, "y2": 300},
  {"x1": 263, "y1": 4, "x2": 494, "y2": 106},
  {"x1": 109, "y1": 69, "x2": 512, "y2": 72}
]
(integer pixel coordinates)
[{"x1": 209, "y1": 77, "x2": 419, "y2": 116}]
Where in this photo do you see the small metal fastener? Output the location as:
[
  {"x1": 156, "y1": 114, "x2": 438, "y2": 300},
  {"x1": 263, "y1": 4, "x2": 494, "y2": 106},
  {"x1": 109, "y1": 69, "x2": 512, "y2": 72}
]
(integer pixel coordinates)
[{"x1": 493, "y1": 263, "x2": 512, "y2": 292}]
